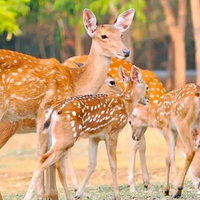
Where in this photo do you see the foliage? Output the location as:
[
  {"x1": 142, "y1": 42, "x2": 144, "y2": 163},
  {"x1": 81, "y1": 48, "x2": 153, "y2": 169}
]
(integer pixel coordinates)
[
  {"x1": 89, "y1": 0, "x2": 146, "y2": 23},
  {"x1": 53, "y1": 0, "x2": 146, "y2": 33},
  {"x1": 0, "y1": 0, "x2": 30, "y2": 36}
]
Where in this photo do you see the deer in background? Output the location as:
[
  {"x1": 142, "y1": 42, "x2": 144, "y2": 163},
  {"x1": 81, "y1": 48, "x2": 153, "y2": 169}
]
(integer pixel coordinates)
[
  {"x1": 24, "y1": 65, "x2": 148, "y2": 200},
  {"x1": 0, "y1": 8, "x2": 135, "y2": 200},
  {"x1": 130, "y1": 83, "x2": 200, "y2": 198}
]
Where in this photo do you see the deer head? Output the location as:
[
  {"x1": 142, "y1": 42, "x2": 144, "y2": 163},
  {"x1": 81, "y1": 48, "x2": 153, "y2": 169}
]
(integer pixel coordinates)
[{"x1": 83, "y1": 8, "x2": 135, "y2": 59}]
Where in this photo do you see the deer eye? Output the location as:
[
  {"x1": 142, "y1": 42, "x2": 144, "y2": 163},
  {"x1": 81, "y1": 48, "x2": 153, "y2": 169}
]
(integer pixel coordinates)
[
  {"x1": 109, "y1": 80, "x2": 115, "y2": 85},
  {"x1": 146, "y1": 86, "x2": 149, "y2": 91},
  {"x1": 101, "y1": 35, "x2": 108, "y2": 39}
]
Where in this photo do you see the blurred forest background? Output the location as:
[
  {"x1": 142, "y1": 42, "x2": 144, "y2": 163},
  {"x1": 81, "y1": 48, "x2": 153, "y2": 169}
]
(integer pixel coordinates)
[{"x1": 0, "y1": 0, "x2": 200, "y2": 91}]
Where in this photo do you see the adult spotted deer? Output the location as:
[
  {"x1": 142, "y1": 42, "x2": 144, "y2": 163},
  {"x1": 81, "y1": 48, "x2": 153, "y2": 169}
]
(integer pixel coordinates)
[
  {"x1": 130, "y1": 83, "x2": 200, "y2": 198},
  {"x1": 0, "y1": 8, "x2": 135, "y2": 199},
  {"x1": 24, "y1": 65, "x2": 148, "y2": 200}
]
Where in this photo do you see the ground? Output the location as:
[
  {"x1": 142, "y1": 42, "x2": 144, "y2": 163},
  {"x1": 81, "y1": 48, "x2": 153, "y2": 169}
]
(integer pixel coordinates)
[{"x1": 0, "y1": 126, "x2": 198, "y2": 199}]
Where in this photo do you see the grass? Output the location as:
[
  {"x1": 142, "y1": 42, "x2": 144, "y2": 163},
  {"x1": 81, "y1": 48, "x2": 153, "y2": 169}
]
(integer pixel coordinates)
[
  {"x1": 1, "y1": 129, "x2": 200, "y2": 200},
  {"x1": 2, "y1": 181, "x2": 199, "y2": 200}
]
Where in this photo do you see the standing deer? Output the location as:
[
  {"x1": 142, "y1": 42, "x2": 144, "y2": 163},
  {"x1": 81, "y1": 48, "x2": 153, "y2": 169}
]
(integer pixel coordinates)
[
  {"x1": 63, "y1": 55, "x2": 165, "y2": 192},
  {"x1": 130, "y1": 83, "x2": 200, "y2": 198},
  {"x1": 24, "y1": 65, "x2": 148, "y2": 200},
  {"x1": 64, "y1": 55, "x2": 200, "y2": 193},
  {"x1": 0, "y1": 8, "x2": 135, "y2": 200}
]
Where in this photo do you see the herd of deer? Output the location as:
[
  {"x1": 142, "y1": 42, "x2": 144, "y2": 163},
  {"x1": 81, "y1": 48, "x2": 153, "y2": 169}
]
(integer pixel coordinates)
[{"x1": 0, "y1": 8, "x2": 200, "y2": 200}]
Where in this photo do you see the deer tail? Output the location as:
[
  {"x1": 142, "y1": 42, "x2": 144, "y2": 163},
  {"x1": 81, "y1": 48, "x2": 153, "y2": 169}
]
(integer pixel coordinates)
[{"x1": 43, "y1": 109, "x2": 54, "y2": 134}]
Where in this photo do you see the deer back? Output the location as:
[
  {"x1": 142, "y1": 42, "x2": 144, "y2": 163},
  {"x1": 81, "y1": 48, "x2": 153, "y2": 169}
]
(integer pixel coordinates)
[
  {"x1": 46, "y1": 94, "x2": 127, "y2": 139},
  {"x1": 155, "y1": 83, "x2": 200, "y2": 128}
]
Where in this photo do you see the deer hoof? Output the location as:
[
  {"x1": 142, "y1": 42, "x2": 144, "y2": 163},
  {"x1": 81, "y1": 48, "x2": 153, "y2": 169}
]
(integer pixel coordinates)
[
  {"x1": 173, "y1": 187, "x2": 183, "y2": 198},
  {"x1": 45, "y1": 195, "x2": 59, "y2": 200},
  {"x1": 164, "y1": 190, "x2": 169, "y2": 196}
]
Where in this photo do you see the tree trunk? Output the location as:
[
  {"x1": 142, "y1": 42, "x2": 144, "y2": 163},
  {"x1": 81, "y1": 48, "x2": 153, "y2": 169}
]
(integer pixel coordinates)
[
  {"x1": 172, "y1": 30, "x2": 186, "y2": 88},
  {"x1": 57, "y1": 18, "x2": 69, "y2": 61},
  {"x1": 49, "y1": 25, "x2": 56, "y2": 58},
  {"x1": 36, "y1": 23, "x2": 46, "y2": 58},
  {"x1": 190, "y1": 0, "x2": 200, "y2": 84},
  {"x1": 145, "y1": 1, "x2": 153, "y2": 70},
  {"x1": 74, "y1": 25, "x2": 83, "y2": 56},
  {"x1": 160, "y1": 0, "x2": 187, "y2": 88},
  {"x1": 166, "y1": 39, "x2": 174, "y2": 91}
]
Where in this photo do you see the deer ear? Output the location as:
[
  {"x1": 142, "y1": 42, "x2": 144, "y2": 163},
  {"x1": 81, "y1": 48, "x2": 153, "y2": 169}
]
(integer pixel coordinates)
[
  {"x1": 83, "y1": 9, "x2": 97, "y2": 38},
  {"x1": 131, "y1": 65, "x2": 143, "y2": 83},
  {"x1": 113, "y1": 8, "x2": 135, "y2": 32},
  {"x1": 119, "y1": 65, "x2": 130, "y2": 84}
]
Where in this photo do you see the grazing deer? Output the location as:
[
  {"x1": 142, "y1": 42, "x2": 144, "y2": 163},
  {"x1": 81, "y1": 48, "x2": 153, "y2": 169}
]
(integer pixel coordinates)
[
  {"x1": 130, "y1": 83, "x2": 200, "y2": 198},
  {"x1": 0, "y1": 8, "x2": 135, "y2": 200},
  {"x1": 24, "y1": 65, "x2": 148, "y2": 200}
]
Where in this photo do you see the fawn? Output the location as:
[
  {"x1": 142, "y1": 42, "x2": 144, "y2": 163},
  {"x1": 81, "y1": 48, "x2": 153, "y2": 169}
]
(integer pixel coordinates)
[
  {"x1": 24, "y1": 65, "x2": 148, "y2": 200},
  {"x1": 0, "y1": 8, "x2": 134, "y2": 199},
  {"x1": 63, "y1": 55, "x2": 165, "y2": 192},
  {"x1": 130, "y1": 83, "x2": 200, "y2": 198}
]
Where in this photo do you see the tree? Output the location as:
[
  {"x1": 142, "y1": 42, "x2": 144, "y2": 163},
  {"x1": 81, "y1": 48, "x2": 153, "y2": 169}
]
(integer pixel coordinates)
[
  {"x1": 190, "y1": 0, "x2": 200, "y2": 84},
  {"x1": 160, "y1": 0, "x2": 187, "y2": 88},
  {"x1": 0, "y1": 0, "x2": 30, "y2": 39}
]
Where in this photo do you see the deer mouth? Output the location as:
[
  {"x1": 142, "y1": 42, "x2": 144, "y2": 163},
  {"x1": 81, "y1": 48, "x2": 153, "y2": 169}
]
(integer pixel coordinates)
[{"x1": 116, "y1": 54, "x2": 126, "y2": 60}]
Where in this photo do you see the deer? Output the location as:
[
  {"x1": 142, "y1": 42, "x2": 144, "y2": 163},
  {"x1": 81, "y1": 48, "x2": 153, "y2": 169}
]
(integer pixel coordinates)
[
  {"x1": 64, "y1": 55, "x2": 200, "y2": 193},
  {"x1": 129, "y1": 83, "x2": 200, "y2": 198},
  {"x1": 0, "y1": 8, "x2": 135, "y2": 200},
  {"x1": 24, "y1": 65, "x2": 148, "y2": 200},
  {"x1": 63, "y1": 55, "x2": 165, "y2": 192}
]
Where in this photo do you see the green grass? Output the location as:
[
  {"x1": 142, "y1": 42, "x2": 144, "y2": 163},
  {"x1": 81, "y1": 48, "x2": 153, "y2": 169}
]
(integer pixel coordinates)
[{"x1": 2, "y1": 181, "x2": 199, "y2": 200}]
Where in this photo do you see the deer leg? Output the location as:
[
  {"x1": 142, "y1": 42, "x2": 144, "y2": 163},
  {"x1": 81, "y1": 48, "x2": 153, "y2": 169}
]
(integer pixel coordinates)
[
  {"x1": 66, "y1": 149, "x2": 80, "y2": 191},
  {"x1": 36, "y1": 109, "x2": 58, "y2": 200},
  {"x1": 25, "y1": 133, "x2": 75, "y2": 200},
  {"x1": 105, "y1": 133, "x2": 120, "y2": 200},
  {"x1": 0, "y1": 121, "x2": 19, "y2": 149},
  {"x1": 138, "y1": 135, "x2": 150, "y2": 191},
  {"x1": 75, "y1": 138, "x2": 100, "y2": 199},
  {"x1": 173, "y1": 125, "x2": 196, "y2": 198},
  {"x1": 25, "y1": 146, "x2": 68, "y2": 200},
  {"x1": 128, "y1": 139, "x2": 138, "y2": 193},
  {"x1": 164, "y1": 146, "x2": 171, "y2": 196},
  {"x1": 56, "y1": 154, "x2": 72, "y2": 200},
  {"x1": 163, "y1": 128, "x2": 177, "y2": 196}
]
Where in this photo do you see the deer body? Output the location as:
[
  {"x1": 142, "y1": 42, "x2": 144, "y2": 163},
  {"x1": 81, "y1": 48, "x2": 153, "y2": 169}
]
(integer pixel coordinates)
[
  {"x1": 131, "y1": 83, "x2": 200, "y2": 198},
  {"x1": 24, "y1": 65, "x2": 148, "y2": 200},
  {"x1": 0, "y1": 51, "x2": 72, "y2": 121}
]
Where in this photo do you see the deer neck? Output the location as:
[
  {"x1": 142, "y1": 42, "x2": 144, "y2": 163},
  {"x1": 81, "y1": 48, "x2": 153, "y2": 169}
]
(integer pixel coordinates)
[
  {"x1": 121, "y1": 90, "x2": 137, "y2": 116},
  {"x1": 145, "y1": 105, "x2": 157, "y2": 127},
  {"x1": 71, "y1": 42, "x2": 111, "y2": 96}
]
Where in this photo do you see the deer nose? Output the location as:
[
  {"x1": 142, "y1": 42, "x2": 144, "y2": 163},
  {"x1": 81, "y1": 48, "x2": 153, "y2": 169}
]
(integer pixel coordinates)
[{"x1": 122, "y1": 49, "x2": 130, "y2": 57}]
